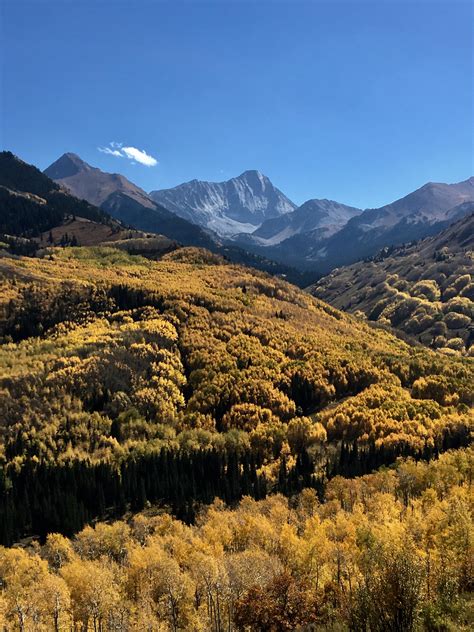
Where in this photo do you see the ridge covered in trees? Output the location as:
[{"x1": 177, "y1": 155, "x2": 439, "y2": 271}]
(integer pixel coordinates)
[{"x1": 0, "y1": 152, "x2": 115, "y2": 238}]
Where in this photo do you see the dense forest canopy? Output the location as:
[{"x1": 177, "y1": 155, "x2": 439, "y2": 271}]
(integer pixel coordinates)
[
  {"x1": 0, "y1": 245, "x2": 471, "y2": 468},
  {"x1": 0, "y1": 240, "x2": 472, "y2": 630},
  {"x1": 0, "y1": 449, "x2": 472, "y2": 631}
]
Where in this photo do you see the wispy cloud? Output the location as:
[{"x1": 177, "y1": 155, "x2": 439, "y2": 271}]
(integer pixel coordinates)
[
  {"x1": 97, "y1": 142, "x2": 158, "y2": 167},
  {"x1": 98, "y1": 146, "x2": 123, "y2": 157}
]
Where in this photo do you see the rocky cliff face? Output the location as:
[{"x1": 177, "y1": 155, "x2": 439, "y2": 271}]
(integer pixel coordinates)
[{"x1": 150, "y1": 170, "x2": 296, "y2": 237}]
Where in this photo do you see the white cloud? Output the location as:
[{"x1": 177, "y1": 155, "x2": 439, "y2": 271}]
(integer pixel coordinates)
[
  {"x1": 98, "y1": 146, "x2": 123, "y2": 157},
  {"x1": 97, "y1": 142, "x2": 158, "y2": 167},
  {"x1": 122, "y1": 146, "x2": 158, "y2": 167}
]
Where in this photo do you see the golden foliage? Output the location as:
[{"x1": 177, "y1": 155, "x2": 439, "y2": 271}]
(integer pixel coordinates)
[
  {"x1": 0, "y1": 246, "x2": 472, "y2": 469},
  {"x1": 0, "y1": 449, "x2": 472, "y2": 631}
]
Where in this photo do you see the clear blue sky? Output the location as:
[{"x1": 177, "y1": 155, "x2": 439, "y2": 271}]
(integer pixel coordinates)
[{"x1": 1, "y1": 0, "x2": 472, "y2": 208}]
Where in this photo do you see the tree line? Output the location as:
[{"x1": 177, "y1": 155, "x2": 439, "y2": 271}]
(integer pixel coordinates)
[{"x1": 2, "y1": 425, "x2": 470, "y2": 547}]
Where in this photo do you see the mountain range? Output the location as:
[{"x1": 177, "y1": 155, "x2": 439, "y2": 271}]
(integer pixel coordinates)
[
  {"x1": 0, "y1": 151, "x2": 308, "y2": 283},
  {"x1": 44, "y1": 153, "x2": 218, "y2": 250},
  {"x1": 298, "y1": 177, "x2": 474, "y2": 271},
  {"x1": 42, "y1": 154, "x2": 314, "y2": 283},
  {"x1": 8, "y1": 149, "x2": 470, "y2": 357},
  {"x1": 44, "y1": 153, "x2": 474, "y2": 275},
  {"x1": 235, "y1": 177, "x2": 474, "y2": 271}
]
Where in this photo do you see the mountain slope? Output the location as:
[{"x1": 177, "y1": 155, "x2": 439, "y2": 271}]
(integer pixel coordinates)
[
  {"x1": 243, "y1": 177, "x2": 474, "y2": 272},
  {"x1": 0, "y1": 243, "x2": 471, "y2": 469},
  {"x1": 150, "y1": 170, "x2": 296, "y2": 237},
  {"x1": 45, "y1": 152, "x2": 156, "y2": 209},
  {"x1": 240, "y1": 198, "x2": 362, "y2": 246},
  {"x1": 310, "y1": 212, "x2": 474, "y2": 353},
  {"x1": 0, "y1": 151, "x2": 180, "y2": 259},
  {"x1": 44, "y1": 153, "x2": 220, "y2": 248},
  {"x1": 0, "y1": 151, "x2": 114, "y2": 237}
]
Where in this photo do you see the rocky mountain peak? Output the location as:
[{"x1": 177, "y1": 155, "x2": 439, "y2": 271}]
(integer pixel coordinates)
[
  {"x1": 149, "y1": 171, "x2": 296, "y2": 237},
  {"x1": 44, "y1": 152, "x2": 93, "y2": 180}
]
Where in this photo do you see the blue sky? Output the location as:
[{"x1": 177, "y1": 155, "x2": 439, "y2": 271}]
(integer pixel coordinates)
[{"x1": 1, "y1": 0, "x2": 472, "y2": 208}]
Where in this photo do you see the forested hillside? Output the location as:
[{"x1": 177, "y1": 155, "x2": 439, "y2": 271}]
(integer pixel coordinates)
[
  {"x1": 311, "y1": 213, "x2": 474, "y2": 354},
  {"x1": 0, "y1": 152, "x2": 113, "y2": 237},
  {"x1": 0, "y1": 449, "x2": 472, "y2": 631},
  {"x1": 0, "y1": 246, "x2": 472, "y2": 548}
]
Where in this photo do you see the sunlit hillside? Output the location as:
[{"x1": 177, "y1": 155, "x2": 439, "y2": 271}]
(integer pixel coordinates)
[
  {"x1": 311, "y1": 213, "x2": 474, "y2": 354},
  {"x1": 0, "y1": 246, "x2": 472, "y2": 544}
]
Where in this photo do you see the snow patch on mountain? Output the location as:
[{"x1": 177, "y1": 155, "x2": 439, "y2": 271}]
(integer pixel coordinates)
[{"x1": 150, "y1": 170, "x2": 296, "y2": 237}]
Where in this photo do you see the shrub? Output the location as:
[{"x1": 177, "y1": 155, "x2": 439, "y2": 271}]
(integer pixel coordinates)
[
  {"x1": 444, "y1": 312, "x2": 470, "y2": 330},
  {"x1": 393, "y1": 279, "x2": 410, "y2": 291},
  {"x1": 453, "y1": 274, "x2": 471, "y2": 291},
  {"x1": 433, "y1": 335, "x2": 447, "y2": 348},
  {"x1": 442, "y1": 286, "x2": 457, "y2": 301},
  {"x1": 388, "y1": 298, "x2": 419, "y2": 327},
  {"x1": 446, "y1": 338, "x2": 465, "y2": 351},
  {"x1": 460, "y1": 283, "x2": 474, "y2": 300},
  {"x1": 368, "y1": 298, "x2": 391, "y2": 321},
  {"x1": 432, "y1": 321, "x2": 447, "y2": 336},
  {"x1": 411, "y1": 280, "x2": 440, "y2": 302},
  {"x1": 412, "y1": 376, "x2": 459, "y2": 406},
  {"x1": 443, "y1": 297, "x2": 474, "y2": 318}
]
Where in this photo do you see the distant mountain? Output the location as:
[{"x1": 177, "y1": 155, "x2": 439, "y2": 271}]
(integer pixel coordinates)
[
  {"x1": 150, "y1": 170, "x2": 296, "y2": 237},
  {"x1": 44, "y1": 153, "x2": 473, "y2": 279},
  {"x1": 246, "y1": 177, "x2": 474, "y2": 271},
  {"x1": 45, "y1": 153, "x2": 220, "y2": 249},
  {"x1": 45, "y1": 152, "x2": 156, "y2": 209},
  {"x1": 310, "y1": 177, "x2": 474, "y2": 268},
  {"x1": 239, "y1": 198, "x2": 362, "y2": 246},
  {"x1": 310, "y1": 211, "x2": 474, "y2": 353}
]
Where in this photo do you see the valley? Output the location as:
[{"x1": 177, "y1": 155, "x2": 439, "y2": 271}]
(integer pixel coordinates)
[
  {"x1": 2, "y1": 1, "x2": 472, "y2": 629},
  {"x1": 0, "y1": 151, "x2": 472, "y2": 631}
]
